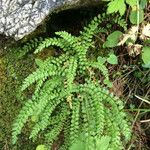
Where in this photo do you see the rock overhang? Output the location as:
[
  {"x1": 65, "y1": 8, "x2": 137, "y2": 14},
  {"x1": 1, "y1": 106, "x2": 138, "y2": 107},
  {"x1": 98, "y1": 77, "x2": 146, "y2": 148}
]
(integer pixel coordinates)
[{"x1": 0, "y1": 0, "x2": 102, "y2": 40}]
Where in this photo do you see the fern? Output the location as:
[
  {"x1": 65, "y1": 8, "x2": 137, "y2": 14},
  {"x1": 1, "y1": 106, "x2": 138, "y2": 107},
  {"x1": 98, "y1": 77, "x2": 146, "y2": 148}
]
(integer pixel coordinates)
[
  {"x1": 12, "y1": 13, "x2": 131, "y2": 149},
  {"x1": 16, "y1": 37, "x2": 44, "y2": 58}
]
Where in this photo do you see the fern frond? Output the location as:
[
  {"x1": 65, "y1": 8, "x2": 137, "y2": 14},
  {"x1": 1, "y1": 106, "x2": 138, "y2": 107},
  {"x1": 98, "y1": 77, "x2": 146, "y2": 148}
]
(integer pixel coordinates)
[
  {"x1": 66, "y1": 57, "x2": 77, "y2": 91},
  {"x1": 21, "y1": 63, "x2": 57, "y2": 91},
  {"x1": 45, "y1": 118, "x2": 65, "y2": 145},
  {"x1": 12, "y1": 12, "x2": 131, "y2": 150},
  {"x1": 55, "y1": 31, "x2": 78, "y2": 46},
  {"x1": 21, "y1": 54, "x2": 69, "y2": 91},
  {"x1": 35, "y1": 37, "x2": 75, "y2": 54},
  {"x1": 113, "y1": 17, "x2": 127, "y2": 31},
  {"x1": 12, "y1": 100, "x2": 38, "y2": 144},
  {"x1": 105, "y1": 109, "x2": 122, "y2": 149},
  {"x1": 60, "y1": 119, "x2": 71, "y2": 150},
  {"x1": 18, "y1": 37, "x2": 44, "y2": 57},
  {"x1": 80, "y1": 14, "x2": 103, "y2": 37},
  {"x1": 69, "y1": 99, "x2": 80, "y2": 145},
  {"x1": 34, "y1": 38, "x2": 62, "y2": 54},
  {"x1": 44, "y1": 102, "x2": 69, "y2": 148},
  {"x1": 90, "y1": 61, "x2": 110, "y2": 81},
  {"x1": 30, "y1": 96, "x2": 63, "y2": 139}
]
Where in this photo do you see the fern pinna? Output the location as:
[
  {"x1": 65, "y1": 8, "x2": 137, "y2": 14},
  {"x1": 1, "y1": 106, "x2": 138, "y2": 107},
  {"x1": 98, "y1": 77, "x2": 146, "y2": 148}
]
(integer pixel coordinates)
[{"x1": 12, "y1": 14, "x2": 131, "y2": 150}]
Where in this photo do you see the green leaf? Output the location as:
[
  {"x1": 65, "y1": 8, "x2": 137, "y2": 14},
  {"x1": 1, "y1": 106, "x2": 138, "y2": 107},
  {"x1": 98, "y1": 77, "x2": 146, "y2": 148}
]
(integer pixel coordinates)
[
  {"x1": 70, "y1": 133, "x2": 85, "y2": 150},
  {"x1": 129, "y1": 9, "x2": 144, "y2": 24},
  {"x1": 104, "y1": 31, "x2": 123, "y2": 48},
  {"x1": 126, "y1": 0, "x2": 137, "y2": 7},
  {"x1": 96, "y1": 136, "x2": 111, "y2": 150},
  {"x1": 142, "y1": 46, "x2": 150, "y2": 68},
  {"x1": 107, "y1": 0, "x2": 126, "y2": 16},
  {"x1": 97, "y1": 56, "x2": 106, "y2": 65},
  {"x1": 70, "y1": 140, "x2": 85, "y2": 150},
  {"x1": 70, "y1": 135, "x2": 111, "y2": 150},
  {"x1": 107, "y1": 53, "x2": 118, "y2": 64},
  {"x1": 36, "y1": 145, "x2": 47, "y2": 150},
  {"x1": 140, "y1": 0, "x2": 148, "y2": 9}
]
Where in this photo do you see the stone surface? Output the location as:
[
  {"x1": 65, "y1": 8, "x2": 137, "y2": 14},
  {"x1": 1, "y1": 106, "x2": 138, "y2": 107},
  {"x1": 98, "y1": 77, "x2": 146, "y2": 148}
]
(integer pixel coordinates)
[{"x1": 0, "y1": 0, "x2": 101, "y2": 40}]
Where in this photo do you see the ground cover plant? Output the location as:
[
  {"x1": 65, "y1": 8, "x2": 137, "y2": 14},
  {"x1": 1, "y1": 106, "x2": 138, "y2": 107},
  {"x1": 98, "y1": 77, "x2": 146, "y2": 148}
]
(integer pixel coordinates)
[
  {"x1": 13, "y1": 0, "x2": 150, "y2": 149},
  {"x1": 0, "y1": 0, "x2": 150, "y2": 150},
  {"x1": 12, "y1": 13, "x2": 131, "y2": 150}
]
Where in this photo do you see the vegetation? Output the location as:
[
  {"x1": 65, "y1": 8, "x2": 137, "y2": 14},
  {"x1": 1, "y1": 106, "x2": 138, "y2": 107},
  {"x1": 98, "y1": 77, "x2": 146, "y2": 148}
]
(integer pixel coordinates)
[
  {"x1": 12, "y1": 13, "x2": 131, "y2": 149},
  {"x1": 0, "y1": 0, "x2": 150, "y2": 150}
]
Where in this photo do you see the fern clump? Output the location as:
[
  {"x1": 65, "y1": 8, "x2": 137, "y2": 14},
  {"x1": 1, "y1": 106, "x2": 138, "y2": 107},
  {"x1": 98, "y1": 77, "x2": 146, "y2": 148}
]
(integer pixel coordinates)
[{"x1": 12, "y1": 13, "x2": 131, "y2": 149}]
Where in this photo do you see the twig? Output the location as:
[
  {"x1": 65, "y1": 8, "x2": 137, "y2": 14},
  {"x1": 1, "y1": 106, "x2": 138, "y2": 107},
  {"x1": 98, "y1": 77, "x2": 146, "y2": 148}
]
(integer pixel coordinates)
[
  {"x1": 140, "y1": 119, "x2": 150, "y2": 123},
  {"x1": 135, "y1": 94, "x2": 150, "y2": 105}
]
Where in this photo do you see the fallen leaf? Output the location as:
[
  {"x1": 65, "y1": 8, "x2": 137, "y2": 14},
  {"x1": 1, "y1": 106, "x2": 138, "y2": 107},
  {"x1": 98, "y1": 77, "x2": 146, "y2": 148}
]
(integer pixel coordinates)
[
  {"x1": 118, "y1": 26, "x2": 138, "y2": 46},
  {"x1": 127, "y1": 43, "x2": 143, "y2": 57},
  {"x1": 140, "y1": 23, "x2": 150, "y2": 40}
]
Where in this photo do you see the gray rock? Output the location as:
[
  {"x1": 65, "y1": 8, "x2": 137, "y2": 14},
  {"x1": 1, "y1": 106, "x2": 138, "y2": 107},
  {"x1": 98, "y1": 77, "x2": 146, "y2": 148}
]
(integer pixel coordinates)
[{"x1": 0, "y1": 0, "x2": 101, "y2": 40}]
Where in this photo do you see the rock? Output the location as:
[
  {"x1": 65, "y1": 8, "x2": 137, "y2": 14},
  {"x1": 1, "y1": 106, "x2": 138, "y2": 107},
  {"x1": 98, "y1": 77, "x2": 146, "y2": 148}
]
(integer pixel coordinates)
[{"x1": 0, "y1": 0, "x2": 102, "y2": 40}]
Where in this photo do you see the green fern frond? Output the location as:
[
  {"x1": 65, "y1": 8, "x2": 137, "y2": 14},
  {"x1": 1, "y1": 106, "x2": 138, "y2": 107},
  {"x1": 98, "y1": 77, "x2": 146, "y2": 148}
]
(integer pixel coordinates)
[
  {"x1": 69, "y1": 99, "x2": 80, "y2": 144},
  {"x1": 18, "y1": 37, "x2": 44, "y2": 58},
  {"x1": 21, "y1": 63, "x2": 57, "y2": 91},
  {"x1": 55, "y1": 31, "x2": 78, "y2": 45},
  {"x1": 30, "y1": 96, "x2": 63, "y2": 139},
  {"x1": 12, "y1": 12, "x2": 131, "y2": 150},
  {"x1": 66, "y1": 57, "x2": 77, "y2": 91},
  {"x1": 113, "y1": 16, "x2": 127, "y2": 30},
  {"x1": 89, "y1": 61, "x2": 109, "y2": 81},
  {"x1": 34, "y1": 38, "x2": 62, "y2": 54},
  {"x1": 12, "y1": 100, "x2": 38, "y2": 144}
]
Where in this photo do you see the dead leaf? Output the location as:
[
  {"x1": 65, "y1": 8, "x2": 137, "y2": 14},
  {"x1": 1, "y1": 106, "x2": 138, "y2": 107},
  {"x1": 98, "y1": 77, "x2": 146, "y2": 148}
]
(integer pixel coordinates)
[
  {"x1": 140, "y1": 23, "x2": 150, "y2": 40},
  {"x1": 127, "y1": 43, "x2": 143, "y2": 57},
  {"x1": 118, "y1": 26, "x2": 138, "y2": 46}
]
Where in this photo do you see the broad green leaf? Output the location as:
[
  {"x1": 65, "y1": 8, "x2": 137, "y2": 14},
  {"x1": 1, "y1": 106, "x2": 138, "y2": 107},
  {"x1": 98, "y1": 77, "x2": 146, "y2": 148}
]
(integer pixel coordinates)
[
  {"x1": 142, "y1": 46, "x2": 150, "y2": 68},
  {"x1": 96, "y1": 136, "x2": 111, "y2": 150},
  {"x1": 70, "y1": 135, "x2": 111, "y2": 150},
  {"x1": 36, "y1": 145, "x2": 47, "y2": 150},
  {"x1": 126, "y1": 0, "x2": 137, "y2": 7},
  {"x1": 70, "y1": 140, "x2": 85, "y2": 150},
  {"x1": 70, "y1": 133, "x2": 85, "y2": 150},
  {"x1": 129, "y1": 9, "x2": 144, "y2": 24},
  {"x1": 140, "y1": 0, "x2": 148, "y2": 9},
  {"x1": 107, "y1": 0, "x2": 126, "y2": 16},
  {"x1": 104, "y1": 31, "x2": 123, "y2": 48},
  {"x1": 97, "y1": 56, "x2": 106, "y2": 64},
  {"x1": 107, "y1": 53, "x2": 118, "y2": 64}
]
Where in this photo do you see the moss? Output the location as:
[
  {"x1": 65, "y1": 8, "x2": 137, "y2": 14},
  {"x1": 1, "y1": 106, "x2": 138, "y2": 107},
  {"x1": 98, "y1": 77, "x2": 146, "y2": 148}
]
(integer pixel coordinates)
[
  {"x1": 0, "y1": 42, "x2": 57, "y2": 149},
  {"x1": 0, "y1": 46, "x2": 36, "y2": 150}
]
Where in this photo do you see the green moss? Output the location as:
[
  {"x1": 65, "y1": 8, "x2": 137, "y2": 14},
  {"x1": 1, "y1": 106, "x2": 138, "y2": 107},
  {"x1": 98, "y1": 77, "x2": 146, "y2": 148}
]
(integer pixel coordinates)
[
  {"x1": 0, "y1": 47, "x2": 36, "y2": 150},
  {"x1": 0, "y1": 44, "x2": 56, "y2": 150}
]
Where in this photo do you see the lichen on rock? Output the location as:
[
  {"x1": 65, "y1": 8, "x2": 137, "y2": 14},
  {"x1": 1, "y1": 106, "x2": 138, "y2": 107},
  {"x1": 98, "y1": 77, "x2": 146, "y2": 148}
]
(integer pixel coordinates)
[{"x1": 0, "y1": 0, "x2": 101, "y2": 40}]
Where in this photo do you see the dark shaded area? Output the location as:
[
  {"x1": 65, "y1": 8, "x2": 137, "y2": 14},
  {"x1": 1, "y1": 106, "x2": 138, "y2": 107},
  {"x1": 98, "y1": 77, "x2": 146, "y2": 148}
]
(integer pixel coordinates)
[{"x1": 47, "y1": 6, "x2": 103, "y2": 36}]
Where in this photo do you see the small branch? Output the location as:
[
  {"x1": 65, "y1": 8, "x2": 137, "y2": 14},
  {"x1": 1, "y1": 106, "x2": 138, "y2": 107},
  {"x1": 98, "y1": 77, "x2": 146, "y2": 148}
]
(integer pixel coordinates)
[
  {"x1": 135, "y1": 95, "x2": 150, "y2": 105},
  {"x1": 140, "y1": 119, "x2": 150, "y2": 123}
]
